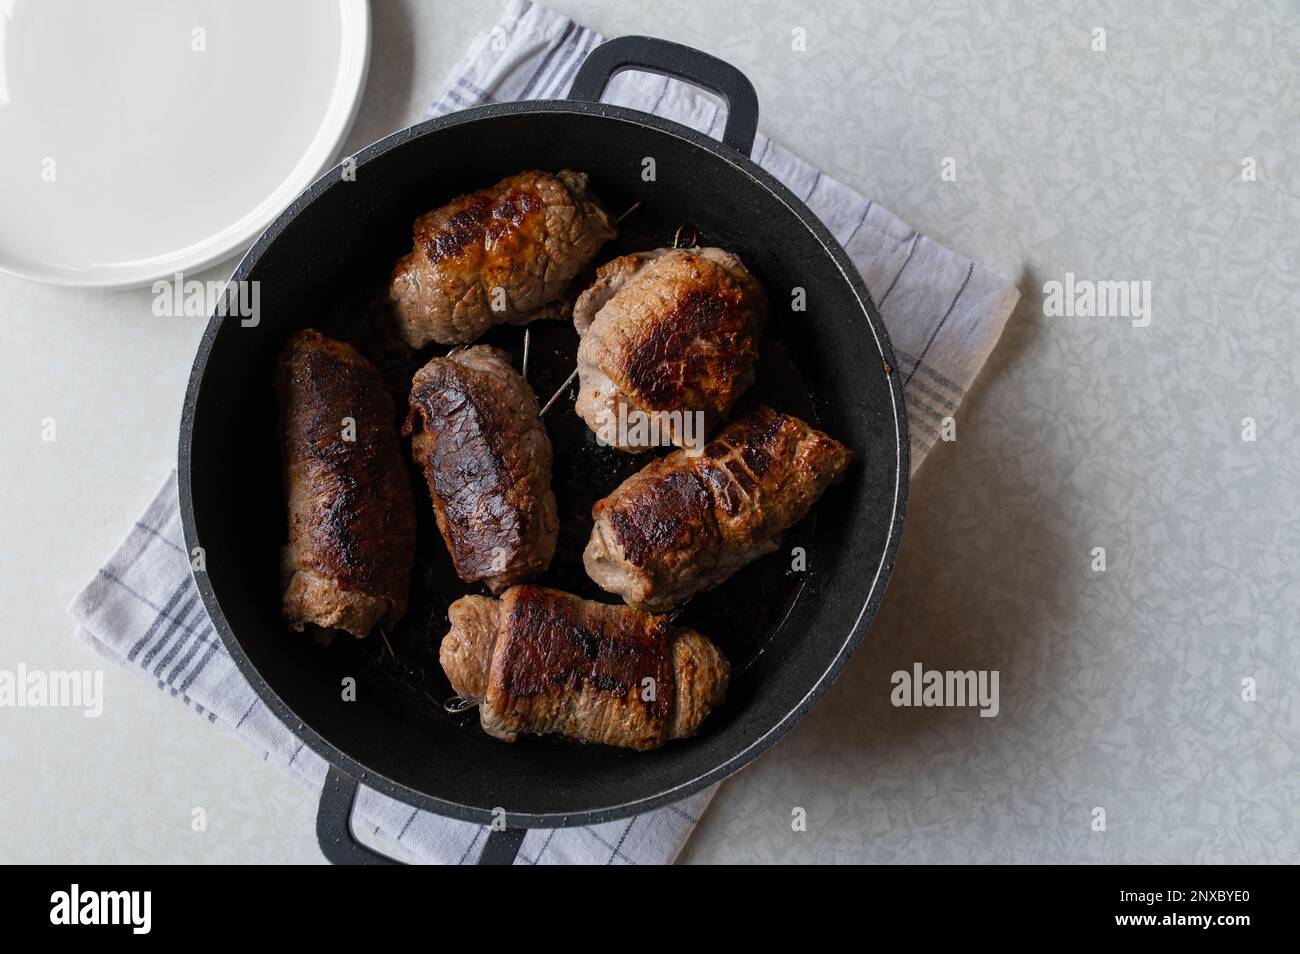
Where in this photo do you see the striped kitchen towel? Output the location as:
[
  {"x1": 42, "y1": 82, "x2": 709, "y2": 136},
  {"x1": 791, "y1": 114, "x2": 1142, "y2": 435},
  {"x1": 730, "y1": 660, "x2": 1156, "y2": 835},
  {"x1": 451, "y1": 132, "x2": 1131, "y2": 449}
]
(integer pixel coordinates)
[{"x1": 68, "y1": 0, "x2": 1018, "y2": 865}]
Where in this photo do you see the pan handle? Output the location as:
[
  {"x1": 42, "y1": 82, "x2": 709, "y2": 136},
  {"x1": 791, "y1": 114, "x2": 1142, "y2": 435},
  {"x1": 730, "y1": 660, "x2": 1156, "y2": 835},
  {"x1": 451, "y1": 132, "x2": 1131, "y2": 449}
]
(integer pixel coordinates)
[
  {"x1": 316, "y1": 767, "x2": 398, "y2": 864},
  {"x1": 568, "y1": 35, "x2": 759, "y2": 157},
  {"x1": 315, "y1": 767, "x2": 526, "y2": 865}
]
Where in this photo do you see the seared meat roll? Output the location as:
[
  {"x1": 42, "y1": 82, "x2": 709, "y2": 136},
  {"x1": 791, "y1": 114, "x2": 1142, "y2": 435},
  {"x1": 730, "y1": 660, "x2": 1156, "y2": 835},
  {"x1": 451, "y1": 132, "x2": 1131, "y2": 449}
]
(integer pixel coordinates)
[
  {"x1": 403, "y1": 345, "x2": 558, "y2": 592},
  {"x1": 584, "y1": 406, "x2": 852, "y2": 611},
  {"x1": 573, "y1": 247, "x2": 768, "y2": 453},
  {"x1": 390, "y1": 170, "x2": 616, "y2": 347},
  {"x1": 441, "y1": 586, "x2": 729, "y2": 750},
  {"x1": 275, "y1": 329, "x2": 417, "y2": 636}
]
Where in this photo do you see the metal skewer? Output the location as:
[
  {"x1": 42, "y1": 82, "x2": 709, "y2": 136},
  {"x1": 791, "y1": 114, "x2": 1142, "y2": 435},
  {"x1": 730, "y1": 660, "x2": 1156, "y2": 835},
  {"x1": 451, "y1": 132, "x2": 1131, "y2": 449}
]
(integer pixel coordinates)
[
  {"x1": 443, "y1": 695, "x2": 479, "y2": 714},
  {"x1": 539, "y1": 367, "x2": 578, "y2": 416},
  {"x1": 672, "y1": 222, "x2": 699, "y2": 249},
  {"x1": 667, "y1": 598, "x2": 692, "y2": 623},
  {"x1": 521, "y1": 327, "x2": 531, "y2": 379},
  {"x1": 615, "y1": 200, "x2": 643, "y2": 224}
]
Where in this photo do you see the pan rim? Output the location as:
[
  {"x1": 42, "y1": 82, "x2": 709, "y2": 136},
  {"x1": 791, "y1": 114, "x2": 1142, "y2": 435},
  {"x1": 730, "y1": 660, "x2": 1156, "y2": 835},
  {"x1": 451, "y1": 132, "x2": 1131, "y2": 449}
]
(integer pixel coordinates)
[{"x1": 178, "y1": 98, "x2": 909, "y2": 828}]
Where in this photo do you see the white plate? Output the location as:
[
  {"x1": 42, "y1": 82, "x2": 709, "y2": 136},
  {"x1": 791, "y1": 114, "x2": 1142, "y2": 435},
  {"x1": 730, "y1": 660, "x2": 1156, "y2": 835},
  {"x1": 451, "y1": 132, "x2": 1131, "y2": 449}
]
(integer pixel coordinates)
[{"x1": 0, "y1": 0, "x2": 369, "y2": 288}]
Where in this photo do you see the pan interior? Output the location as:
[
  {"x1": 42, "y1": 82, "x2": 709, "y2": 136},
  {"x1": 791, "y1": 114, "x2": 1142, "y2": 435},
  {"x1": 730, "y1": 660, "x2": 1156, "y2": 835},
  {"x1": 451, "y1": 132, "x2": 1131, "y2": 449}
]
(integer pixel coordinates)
[{"x1": 185, "y1": 107, "x2": 902, "y2": 821}]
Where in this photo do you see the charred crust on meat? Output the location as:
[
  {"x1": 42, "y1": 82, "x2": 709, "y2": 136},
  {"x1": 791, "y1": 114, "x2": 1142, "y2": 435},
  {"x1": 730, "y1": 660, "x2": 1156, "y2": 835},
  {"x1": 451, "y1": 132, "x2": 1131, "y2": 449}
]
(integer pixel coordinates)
[
  {"x1": 495, "y1": 586, "x2": 674, "y2": 725},
  {"x1": 407, "y1": 362, "x2": 520, "y2": 577},
  {"x1": 609, "y1": 252, "x2": 766, "y2": 416},
  {"x1": 587, "y1": 406, "x2": 854, "y2": 609},
  {"x1": 405, "y1": 347, "x2": 557, "y2": 588},
  {"x1": 710, "y1": 406, "x2": 786, "y2": 478},
  {"x1": 419, "y1": 188, "x2": 546, "y2": 264},
  {"x1": 620, "y1": 285, "x2": 750, "y2": 411},
  {"x1": 390, "y1": 171, "x2": 615, "y2": 347},
  {"x1": 444, "y1": 586, "x2": 728, "y2": 749},
  {"x1": 275, "y1": 329, "x2": 417, "y2": 629},
  {"x1": 421, "y1": 197, "x2": 490, "y2": 263},
  {"x1": 486, "y1": 189, "x2": 543, "y2": 243},
  {"x1": 605, "y1": 467, "x2": 720, "y2": 568}
]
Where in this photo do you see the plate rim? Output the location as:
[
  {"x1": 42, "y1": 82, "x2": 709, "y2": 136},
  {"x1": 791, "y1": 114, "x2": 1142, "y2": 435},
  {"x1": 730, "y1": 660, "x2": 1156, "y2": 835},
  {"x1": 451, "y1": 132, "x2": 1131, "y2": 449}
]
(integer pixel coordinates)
[{"x1": 0, "y1": 0, "x2": 371, "y2": 290}]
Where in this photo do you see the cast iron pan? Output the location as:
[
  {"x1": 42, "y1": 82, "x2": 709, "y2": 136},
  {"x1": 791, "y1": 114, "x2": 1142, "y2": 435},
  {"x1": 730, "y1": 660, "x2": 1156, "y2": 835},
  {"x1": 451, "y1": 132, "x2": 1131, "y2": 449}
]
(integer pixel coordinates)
[{"x1": 179, "y1": 37, "x2": 908, "y2": 864}]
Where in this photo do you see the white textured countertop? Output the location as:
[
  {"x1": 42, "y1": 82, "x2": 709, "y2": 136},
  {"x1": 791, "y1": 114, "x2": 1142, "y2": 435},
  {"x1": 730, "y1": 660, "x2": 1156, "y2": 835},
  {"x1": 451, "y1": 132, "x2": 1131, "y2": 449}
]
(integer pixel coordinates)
[{"x1": 1, "y1": 0, "x2": 1296, "y2": 864}]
